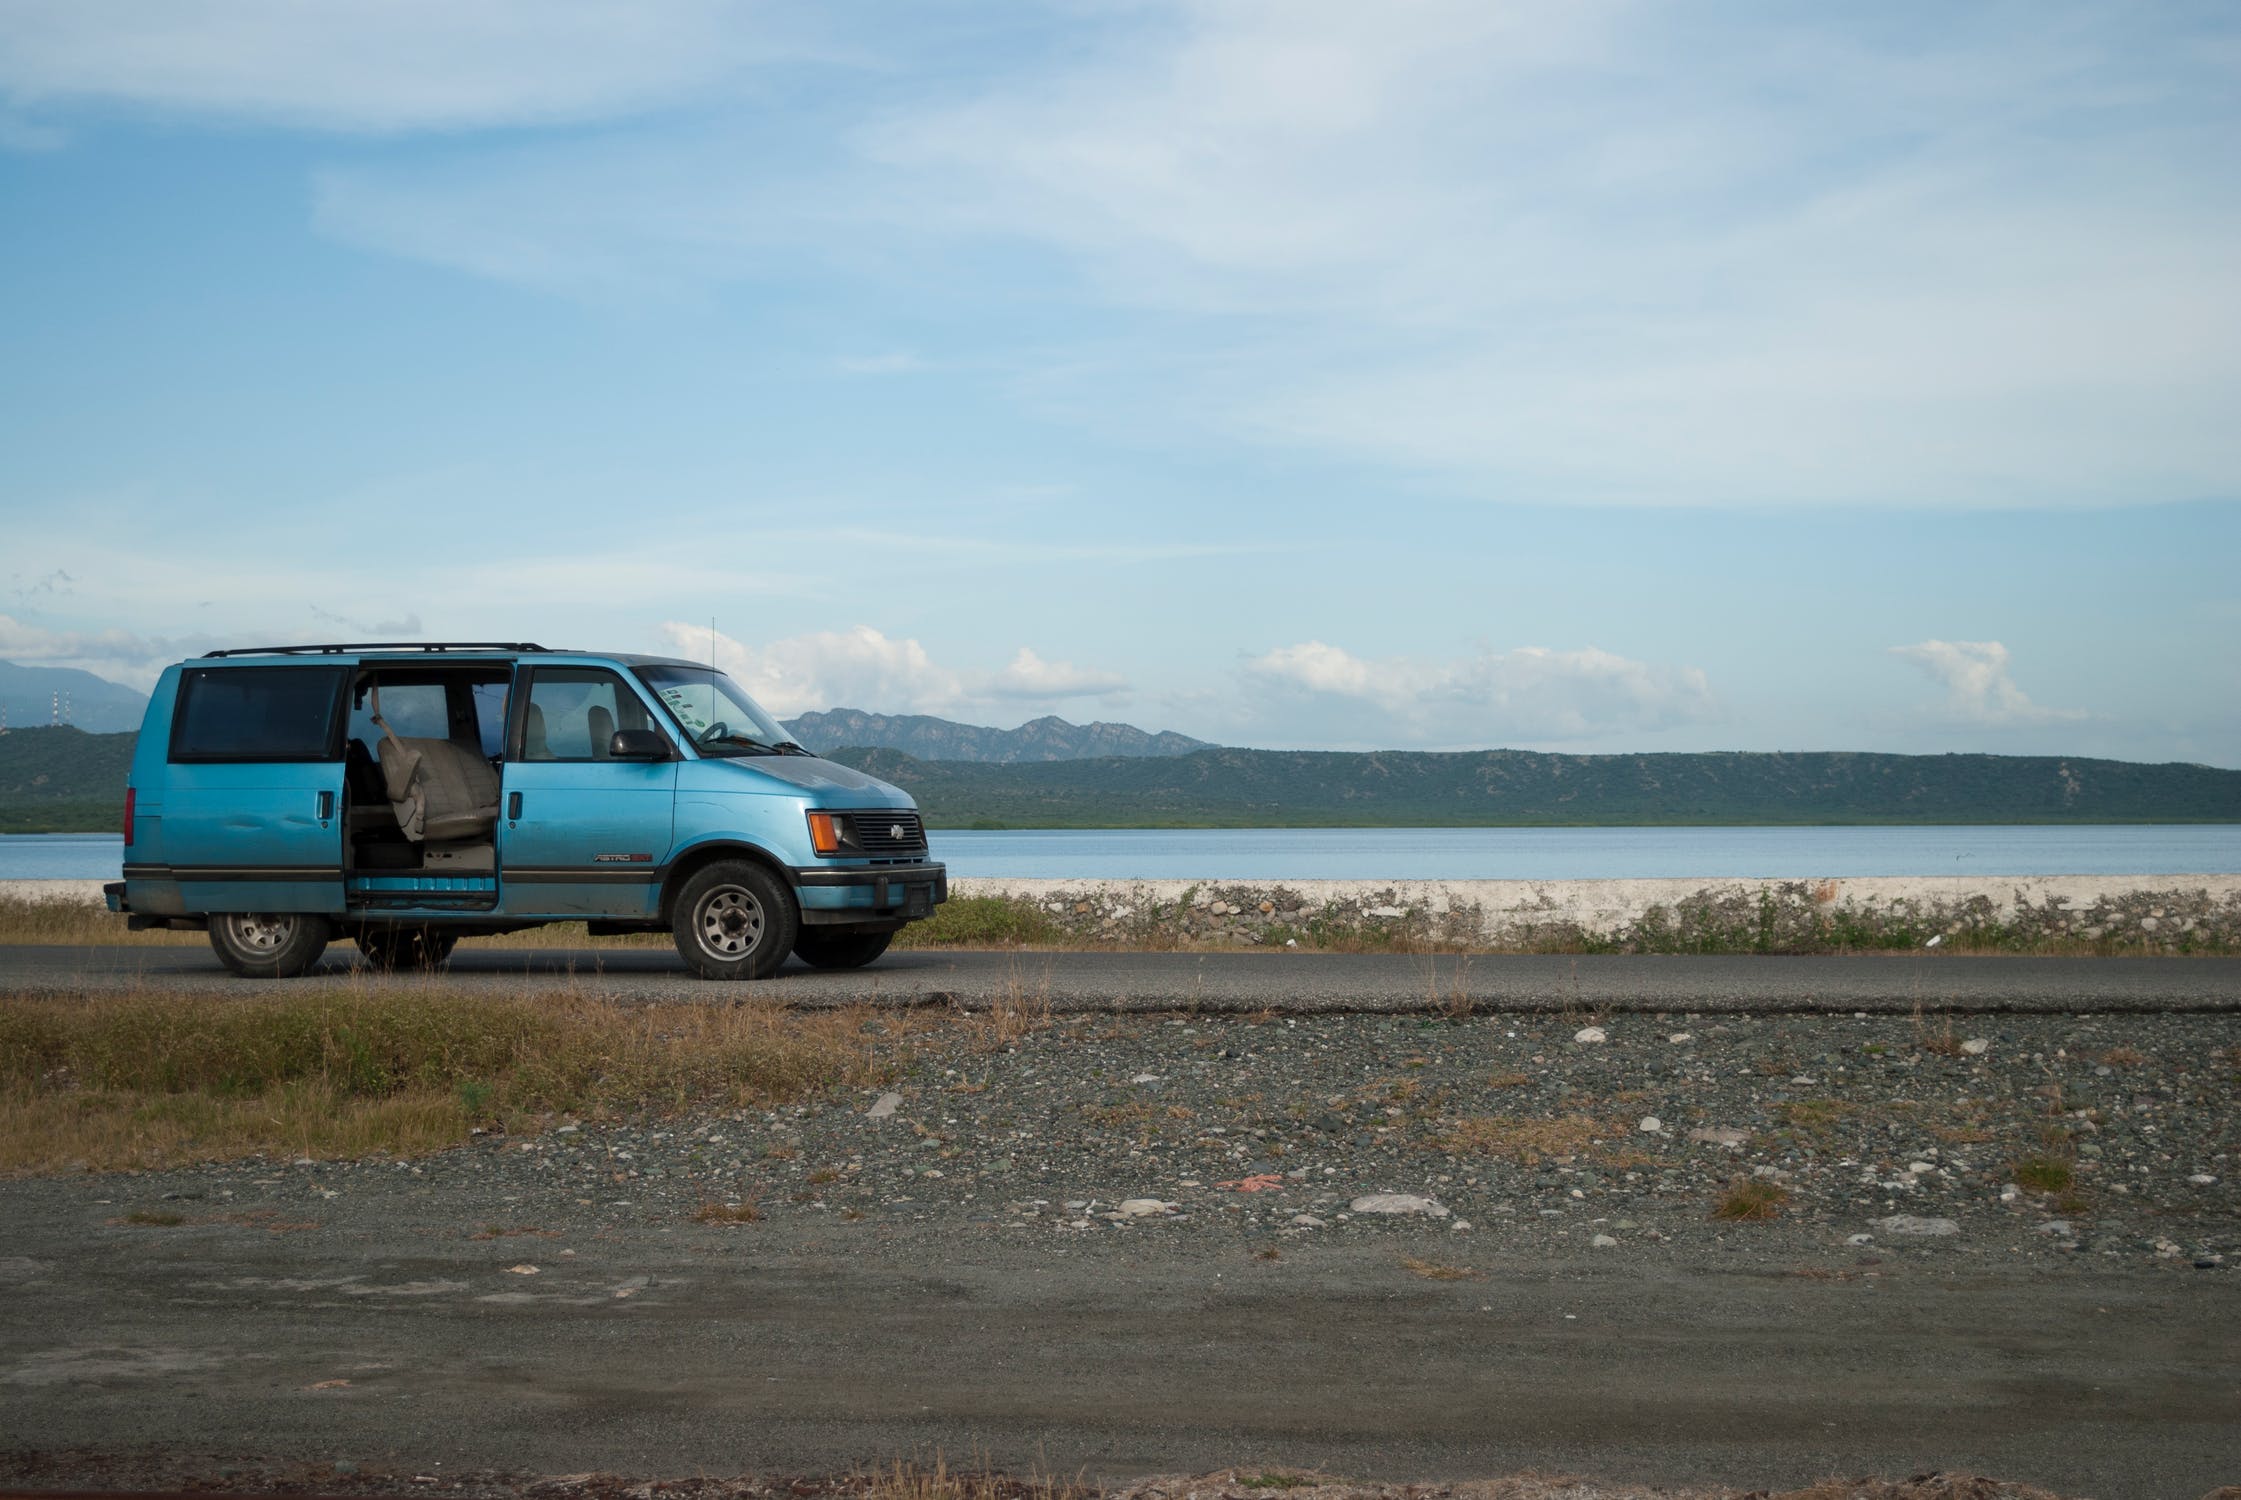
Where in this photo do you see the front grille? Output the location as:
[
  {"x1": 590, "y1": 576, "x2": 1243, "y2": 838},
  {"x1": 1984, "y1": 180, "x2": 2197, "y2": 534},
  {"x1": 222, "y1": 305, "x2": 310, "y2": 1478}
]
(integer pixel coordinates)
[{"x1": 847, "y1": 810, "x2": 927, "y2": 858}]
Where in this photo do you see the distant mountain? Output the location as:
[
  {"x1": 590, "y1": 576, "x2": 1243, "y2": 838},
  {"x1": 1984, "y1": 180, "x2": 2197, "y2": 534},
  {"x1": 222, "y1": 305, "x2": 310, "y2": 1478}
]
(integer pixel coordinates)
[
  {"x1": 0, "y1": 660, "x2": 149, "y2": 734},
  {"x1": 783, "y1": 708, "x2": 1210, "y2": 764},
  {"x1": 8, "y1": 726, "x2": 2238, "y2": 834},
  {"x1": 827, "y1": 745, "x2": 2241, "y2": 828}
]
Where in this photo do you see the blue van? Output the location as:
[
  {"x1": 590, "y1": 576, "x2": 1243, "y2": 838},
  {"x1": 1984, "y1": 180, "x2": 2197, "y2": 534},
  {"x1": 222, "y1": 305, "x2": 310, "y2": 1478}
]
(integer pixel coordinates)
[{"x1": 103, "y1": 642, "x2": 946, "y2": 979}]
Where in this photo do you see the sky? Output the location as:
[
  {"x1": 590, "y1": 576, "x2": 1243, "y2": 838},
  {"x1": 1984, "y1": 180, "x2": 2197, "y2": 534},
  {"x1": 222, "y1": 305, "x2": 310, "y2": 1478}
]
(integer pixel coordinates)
[{"x1": 1, "y1": 0, "x2": 2237, "y2": 763}]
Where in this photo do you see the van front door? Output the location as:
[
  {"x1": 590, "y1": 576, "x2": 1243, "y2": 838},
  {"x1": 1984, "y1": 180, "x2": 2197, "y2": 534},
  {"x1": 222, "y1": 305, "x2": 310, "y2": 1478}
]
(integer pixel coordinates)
[
  {"x1": 498, "y1": 666, "x2": 677, "y2": 918},
  {"x1": 158, "y1": 665, "x2": 349, "y2": 914}
]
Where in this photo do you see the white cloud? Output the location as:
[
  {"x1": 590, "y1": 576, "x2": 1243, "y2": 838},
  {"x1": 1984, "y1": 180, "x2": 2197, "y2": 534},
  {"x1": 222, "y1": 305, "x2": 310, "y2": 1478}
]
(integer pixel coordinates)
[
  {"x1": 0, "y1": 612, "x2": 224, "y2": 690},
  {"x1": 865, "y1": 0, "x2": 2241, "y2": 508},
  {"x1": 658, "y1": 622, "x2": 1129, "y2": 719},
  {"x1": 0, "y1": 0, "x2": 802, "y2": 133},
  {"x1": 1889, "y1": 639, "x2": 2086, "y2": 727},
  {"x1": 1241, "y1": 638, "x2": 1717, "y2": 747},
  {"x1": 986, "y1": 647, "x2": 1128, "y2": 700}
]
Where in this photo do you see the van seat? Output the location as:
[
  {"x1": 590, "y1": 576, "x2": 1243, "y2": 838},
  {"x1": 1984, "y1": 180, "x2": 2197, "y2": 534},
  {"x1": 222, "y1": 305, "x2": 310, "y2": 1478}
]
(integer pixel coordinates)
[{"x1": 378, "y1": 735, "x2": 500, "y2": 843}]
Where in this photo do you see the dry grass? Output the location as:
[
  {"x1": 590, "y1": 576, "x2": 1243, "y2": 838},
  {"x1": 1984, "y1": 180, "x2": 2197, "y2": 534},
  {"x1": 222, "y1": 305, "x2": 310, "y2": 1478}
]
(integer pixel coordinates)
[
  {"x1": 692, "y1": 1197, "x2": 764, "y2": 1226},
  {"x1": 1433, "y1": 1113, "x2": 1613, "y2": 1165},
  {"x1": 0, "y1": 896, "x2": 202, "y2": 947},
  {"x1": 1711, "y1": 1177, "x2": 1792, "y2": 1222},
  {"x1": 2010, "y1": 1155, "x2": 2076, "y2": 1194},
  {"x1": 1399, "y1": 1256, "x2": 1482, "y2": 1281},
  {"x1": 0, "y1": 896, "x2": 677, "y2": 951},
  {"x1": 1777, "y1": 1098, "x2": 1855, "y2": 1133},
  {"x1": 851, "y1": 1457, "x2": 1089, "y2": 1500},
  {"x1": 0, "y1": 985, "x2": 909, "y2": 1174},
  {"x1": 962, "y1": 964, "x2": 1055, "y2": 1046}
]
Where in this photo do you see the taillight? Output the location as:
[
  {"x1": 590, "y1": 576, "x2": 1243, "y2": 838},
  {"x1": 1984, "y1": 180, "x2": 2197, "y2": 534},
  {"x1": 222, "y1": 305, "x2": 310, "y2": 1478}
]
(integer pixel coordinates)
[{"x1": 122, "y1": 786, "x2": 136, "y2": 847}]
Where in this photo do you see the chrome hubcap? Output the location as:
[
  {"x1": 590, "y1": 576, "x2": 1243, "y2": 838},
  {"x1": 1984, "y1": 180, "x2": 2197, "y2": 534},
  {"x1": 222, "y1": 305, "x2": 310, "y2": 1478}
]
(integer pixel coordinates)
[
  {"x1": 696, "y1": 887, "x2": 763, "y2": 959},
  {"x1": 228, "y1": 914, "x2": 294, "y2": 953}
]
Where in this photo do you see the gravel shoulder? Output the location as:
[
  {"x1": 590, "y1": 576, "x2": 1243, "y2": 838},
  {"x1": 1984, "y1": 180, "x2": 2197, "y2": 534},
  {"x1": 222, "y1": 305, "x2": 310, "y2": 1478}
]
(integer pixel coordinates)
[{"x1": 3, "y1": 1007, "x2": 2237, "y2": 1497}]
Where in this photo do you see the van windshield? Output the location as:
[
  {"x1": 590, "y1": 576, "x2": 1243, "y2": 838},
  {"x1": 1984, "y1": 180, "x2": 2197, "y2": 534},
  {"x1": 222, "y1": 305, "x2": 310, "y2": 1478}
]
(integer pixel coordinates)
[{"x1": 634, "y1": 665, "x2": 805, "y2": 758}]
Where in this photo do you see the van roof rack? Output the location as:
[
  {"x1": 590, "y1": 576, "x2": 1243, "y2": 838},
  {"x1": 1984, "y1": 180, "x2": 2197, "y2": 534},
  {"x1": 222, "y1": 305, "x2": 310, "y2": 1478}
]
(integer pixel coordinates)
[{"x1": 201, "y1": 642, "x2": 550, "y2": 658}]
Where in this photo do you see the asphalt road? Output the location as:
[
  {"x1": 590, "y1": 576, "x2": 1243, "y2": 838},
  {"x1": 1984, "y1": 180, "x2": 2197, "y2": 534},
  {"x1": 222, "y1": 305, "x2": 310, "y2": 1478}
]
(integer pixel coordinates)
[
  {"x1": 3, "y1": 942, "x2": 2238, "y2": 1013},
  {"x1": 3, "y1": 1183, "x2": 2236, "y2": 1499}
]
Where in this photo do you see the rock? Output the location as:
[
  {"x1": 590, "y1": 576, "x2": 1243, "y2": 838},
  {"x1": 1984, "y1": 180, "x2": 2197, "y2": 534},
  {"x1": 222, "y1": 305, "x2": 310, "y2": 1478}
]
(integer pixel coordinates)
[
  {"x1": 2038, "y1": 1221, "x2": 2074, "y2": 1237},
  {"x1": 1130, "y1": 1074, "x2": 1163, "y2": 1085},
  {"x1": 2188, "y1": 1174, "x2": 2218, "y2": 1186},
  {"x1": 1875, "y1": 1215, "x2": 1960, "y2": 1237},
  {"x1": 1638, "y1": 1117, "x2": 1663, "y2": 1134},
  {"x1": 1590, "y1": 1234, "x2": 1618, "y2": 1248},
  {"x1": 1960, "y1": 1038, "x2": 1990, "y2": 1056},
  {"x1": 1259, "y1": 901, "x2": 1275, "y2": 914},
  {"x1": 1366, "y1": 906, "x2": 1405, "y2": 919},
  {"x1": 1349, "y1": 1193, "x2": 1448, "y2": 1218},
  {"x1": 1449, "y1": 1219, "x2": 1471, "y2": 1232},
  {"x1": 1289, "y1": 1214, "x2": 1327, "y2": 1229},
  {"x1": 1573, "y1": 1026, "x2": 1607, "y2": 1045},
  {"x1": 1907, "y1": 1161, "x2": 1935, "y2": 1175},
  {"x1": 1846, "y1": 1233, "x2": 1875, "y2": 1246},
  {"x1": 1687, "y1": 1127, "x2": 1749, "y2": 1149},
  {"x1": 1116, "y1": 1199, "x2": 1174, "y2": 1217},
  {"x1": 867, "y1": 1092, "x2": 902, "y2": 1120},
  {"x1": 1667, "y1": 1032, "x2": 1693, "y2": 1043}
]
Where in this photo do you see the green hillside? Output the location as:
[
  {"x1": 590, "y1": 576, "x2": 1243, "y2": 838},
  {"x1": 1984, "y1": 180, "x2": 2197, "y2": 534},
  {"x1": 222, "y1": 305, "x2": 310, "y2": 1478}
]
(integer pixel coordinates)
[
  {"x1": 0, "y1": 728, "x2": 133, "y2": 832},
  {"x1": 2, "y1": 727, "x2": 2237, "y2": 831},
  {"x1": 828, "y1": 746, "x2": 2241, "y2": 828}
]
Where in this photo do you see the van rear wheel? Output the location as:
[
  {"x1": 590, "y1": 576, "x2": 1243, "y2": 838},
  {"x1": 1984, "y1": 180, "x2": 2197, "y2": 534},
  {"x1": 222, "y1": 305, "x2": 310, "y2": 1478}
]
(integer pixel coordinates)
[
  {"x1": 791, "y1": 929, "x2": 893, "y2": 971},
  {"x1": 356, "y1": 927, "x2": 460, "y2": 971},
  {"x1": 672, "y1": 861, "x2": 797, "y2": 981},
  {"x1": 208, "y1": 913, "x2": 332, "y2": 979}
]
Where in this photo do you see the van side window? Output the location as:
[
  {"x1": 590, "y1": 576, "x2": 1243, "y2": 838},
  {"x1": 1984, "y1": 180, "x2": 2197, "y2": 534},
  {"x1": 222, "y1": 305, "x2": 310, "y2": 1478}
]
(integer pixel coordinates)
[
  {"x1": 472, "y1": 682, "x2": 509, "y2": 759},
  {"x1": 170, "y1": 666, "x2": 346, "y2": 762},
  {"x1": 520, "y1": 669, "x2": 653, "y2": 762}
]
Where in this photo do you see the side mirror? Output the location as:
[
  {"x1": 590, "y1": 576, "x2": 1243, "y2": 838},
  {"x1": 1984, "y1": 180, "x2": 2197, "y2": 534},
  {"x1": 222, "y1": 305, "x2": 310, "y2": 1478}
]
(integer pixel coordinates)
[{"x1": 609, "y1": 728, "x2": 671, "y2": 760}]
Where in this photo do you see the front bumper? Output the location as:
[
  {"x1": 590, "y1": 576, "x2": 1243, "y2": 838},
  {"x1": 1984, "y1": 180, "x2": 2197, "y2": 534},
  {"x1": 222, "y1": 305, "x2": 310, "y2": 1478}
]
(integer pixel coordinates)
[{"x1": 791, "y1": 861, "x2": 948, "y2": 925}]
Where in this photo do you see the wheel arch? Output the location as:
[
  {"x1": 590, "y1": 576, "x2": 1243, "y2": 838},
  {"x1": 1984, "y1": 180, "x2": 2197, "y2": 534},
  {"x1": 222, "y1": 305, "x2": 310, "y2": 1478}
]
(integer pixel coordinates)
[{"x1": 659, "y1": 839, "x2": 796, "y2": 925}]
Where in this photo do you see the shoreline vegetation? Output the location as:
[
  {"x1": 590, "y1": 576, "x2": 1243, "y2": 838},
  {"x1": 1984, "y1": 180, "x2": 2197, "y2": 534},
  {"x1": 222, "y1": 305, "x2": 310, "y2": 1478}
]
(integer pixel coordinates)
[
  {"x1": 4, "y1": 726, "x2": 2239, "y2": 833},
  {"x1": 4, "y1": 880, "x2": 2235, "y2": 957}
]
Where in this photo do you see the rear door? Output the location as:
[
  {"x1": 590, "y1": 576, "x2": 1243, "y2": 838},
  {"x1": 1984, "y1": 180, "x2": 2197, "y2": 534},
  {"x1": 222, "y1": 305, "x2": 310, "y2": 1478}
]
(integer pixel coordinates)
[
  {"x1": 159, "y1": 664, "x2": 350, "y2": 914},
  {"x1": 498, "y1": 665, "x2": 677, "y2": 917}
]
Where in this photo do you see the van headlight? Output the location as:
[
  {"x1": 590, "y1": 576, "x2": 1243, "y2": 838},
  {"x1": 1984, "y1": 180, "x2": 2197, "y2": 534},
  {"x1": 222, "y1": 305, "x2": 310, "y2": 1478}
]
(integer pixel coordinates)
[{"x1": 806, "y1": 810, "x2": 862, "y2": 856}]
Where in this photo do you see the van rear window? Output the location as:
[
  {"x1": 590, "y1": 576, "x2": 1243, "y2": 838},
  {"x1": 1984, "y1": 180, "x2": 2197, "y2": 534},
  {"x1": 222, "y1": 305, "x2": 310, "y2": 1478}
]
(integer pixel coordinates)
[{"x1": 170, "y1": 666, "x2": 346, "y2": 762}]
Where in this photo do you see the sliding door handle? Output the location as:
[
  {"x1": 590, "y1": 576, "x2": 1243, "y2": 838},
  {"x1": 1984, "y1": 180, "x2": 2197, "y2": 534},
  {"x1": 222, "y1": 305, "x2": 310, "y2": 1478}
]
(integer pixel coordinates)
[
  {"x1": 317, "y1": 790, "x2": 334, "y2": 820},
  {"x1": 507, "y1": 791, "x2": 523, "y2": 820}
]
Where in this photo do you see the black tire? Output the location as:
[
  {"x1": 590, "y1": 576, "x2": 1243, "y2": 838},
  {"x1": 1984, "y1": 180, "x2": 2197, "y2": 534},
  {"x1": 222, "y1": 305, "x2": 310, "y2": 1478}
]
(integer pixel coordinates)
[
  {"x1": 207, "y1": 912, "x2": 332, "y2": 979},
  {"x1": 671, "y1": 861, "x2": 798, "y2": 980},
  {"x1": 355, "y1": 927, "x2": 460, "y2": 971},
  {"x1": 791, "y1": 929, "x2": 893, "y2": 971}
]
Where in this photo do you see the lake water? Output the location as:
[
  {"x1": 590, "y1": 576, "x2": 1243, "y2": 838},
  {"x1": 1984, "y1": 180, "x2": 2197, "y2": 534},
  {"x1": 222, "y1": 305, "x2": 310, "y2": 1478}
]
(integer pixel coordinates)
[{"x1": 6, "y1": 826, "x2": 2239, "y2": 883}]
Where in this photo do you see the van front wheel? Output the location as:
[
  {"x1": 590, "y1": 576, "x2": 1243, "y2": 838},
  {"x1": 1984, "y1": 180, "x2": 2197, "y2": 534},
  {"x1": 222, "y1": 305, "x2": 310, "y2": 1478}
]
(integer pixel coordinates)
[
  {"x1": 672, "y1": 862, "x2": 797, "y2": 980},
  {"x1": 208, "y1": 912, "x2": 332, "y2": 979}
]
